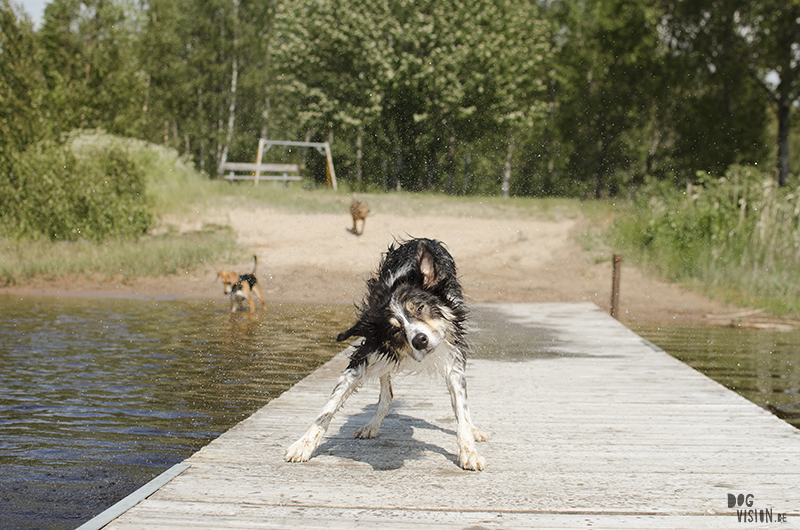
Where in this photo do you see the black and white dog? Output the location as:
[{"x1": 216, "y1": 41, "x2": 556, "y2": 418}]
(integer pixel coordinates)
[{"x1": 285, "y1": 238, "x2": 487, "y2": 470}]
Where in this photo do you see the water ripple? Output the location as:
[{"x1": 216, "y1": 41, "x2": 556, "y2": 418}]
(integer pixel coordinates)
[{"x1": 0, "y1": 295, "x2": 352, "y2": 530}]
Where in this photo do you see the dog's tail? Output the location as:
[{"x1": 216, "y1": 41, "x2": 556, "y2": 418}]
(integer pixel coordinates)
[{"x1": 251, "y1": 254, "x2": 258, "y2": 274}]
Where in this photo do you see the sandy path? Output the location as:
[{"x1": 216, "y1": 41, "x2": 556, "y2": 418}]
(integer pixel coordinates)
[
  {"x1": 196, "y1": 207, "x2": 576, "y2": 305},
  {"x1": 5, "y1": 204, "x2": 737, "y2": 327}
]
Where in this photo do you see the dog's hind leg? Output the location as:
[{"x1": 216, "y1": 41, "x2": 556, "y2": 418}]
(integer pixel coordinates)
[
  {"x1": 285, "y1": 365, "x2": 365, "y2": 462},
  {"x1": 252, "y1": 284, "x2": 266, "y2": 309},
  {"x1": 446, "y1": 356, "x2": 487, "y2": 471},
  {"x1": 354, "y1": 373, "x2": 393, "y2": 439},
  {"x1": 242, "y1": 286, "x2": 256, "y2": 313}
]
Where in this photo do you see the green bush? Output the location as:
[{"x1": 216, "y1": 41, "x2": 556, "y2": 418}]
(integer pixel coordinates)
[
  {"x1": 67, "y1": 130, "x2": 218, "y2": 217},
  {"x1": 0, "y1": 132, "x2": 153, "y2": 241}
]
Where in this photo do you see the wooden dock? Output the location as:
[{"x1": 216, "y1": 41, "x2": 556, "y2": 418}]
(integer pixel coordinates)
[{"x1": 82, "y1": 303, "x2": 800, "y2": 529}]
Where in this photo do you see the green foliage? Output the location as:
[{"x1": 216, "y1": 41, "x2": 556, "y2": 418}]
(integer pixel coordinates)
[
  {"x1": 658, "y1": 0, "x2": 775, "y2": 182},
  {"x1": 271, "y1": 0, "x2": 552, "y2": 192},
  {"x1": 37, "y1": 0, "x2": 146, "y2": 138},
  {"x1": 611, "y1": 166, "x2": 800, "y2": 314},
  {"x1": 1, "y1": 0, "x2": 796, "y2": 203},
  {"x1": 0, "y1": 131, "x2": 153, "y2": 241},
  {"x1": 0, "y1": 0, "x2": 45, "y2": 159},
  {"x1": 545, "y1": 0, "x2": 665, "y2": 198},
  {"x1": 68, "y1": 130, "x2": 217, "y2": 216},
  {"x1": 140, "y1": 0, "x2": 273, "y2": 175}
]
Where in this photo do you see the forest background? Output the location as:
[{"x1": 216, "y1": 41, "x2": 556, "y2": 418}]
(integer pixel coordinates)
[{"x1": 2, "y1": 0, "x2": 800, "y2": 314}]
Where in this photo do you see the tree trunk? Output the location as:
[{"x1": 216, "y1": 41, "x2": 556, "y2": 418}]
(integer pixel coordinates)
[
  {"x1": 502, "y1": 143, "x2": 513, "y2": 199},
  {"x1": 260, "y1": 96, "x2": 270, "y2": 140},
  {"x1": 462, "y1": 153, "x2": 471, "y2": 195},
  {"x1": 198, "y1": 88, "x2": 206, "y2": 173},
  {"x1": 777, "y1": 95, "x2": 791, "y2": 187},
  {"x1": 218, "y1": 0, "x2": 240, "y2": 175},
  {"x1": 393, "y1": 150, "x2": 404, "y2": 191},
  {"x1": 300, "y1": 128, "x2": 314, "y2": 176},
  {"x1": 355, "y1": 128, "x2": 363, "y2": 191},
  {"x1": 141, "y1": 73, "x2": 150, "y2": 140},
  {"x1": 426, "y1": 143, "x2": 438, "y2": 190},
  {"x1": 446, "y1": 135, "x2": 456, "y2": 195},
  {"x1": 594, "y1": 140, "x2": 608, "y2": 199}
]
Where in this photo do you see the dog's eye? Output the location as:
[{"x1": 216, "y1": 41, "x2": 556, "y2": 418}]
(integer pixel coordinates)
[{"x1": 415, "y1": 304, "x2": 424, "y2": 315}]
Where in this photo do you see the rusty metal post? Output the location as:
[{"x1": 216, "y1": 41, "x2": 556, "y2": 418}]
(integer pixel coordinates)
[{"x1": 610, "y1": 253, "x2": 623, "y2": 318}]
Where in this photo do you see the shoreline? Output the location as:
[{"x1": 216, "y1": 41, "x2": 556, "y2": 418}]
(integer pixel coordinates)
[{"x1": 1, "y1": 206, "x2": 742, "y2": 326}]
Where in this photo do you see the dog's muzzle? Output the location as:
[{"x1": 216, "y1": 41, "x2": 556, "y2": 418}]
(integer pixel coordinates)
[
  {"x1": 408, "y1": 331, "x2": 436, "y2": 362},
  {"x1": 412, "y1": 333, "x2": 429, "y2": 351}
]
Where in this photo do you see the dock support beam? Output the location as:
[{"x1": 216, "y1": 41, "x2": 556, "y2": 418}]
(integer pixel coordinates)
[{"x1": 610, "y1": 253, "x2": 622, "y2": 318}]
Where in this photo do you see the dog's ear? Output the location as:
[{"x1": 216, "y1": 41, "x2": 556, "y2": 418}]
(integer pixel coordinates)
[{"x1": 417, "y1": 243, "x2": 438, "y2": 289}]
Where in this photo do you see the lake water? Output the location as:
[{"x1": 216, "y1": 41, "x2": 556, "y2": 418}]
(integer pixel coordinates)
[
  {"x1": 632, "y1": 323, "x2": 800, "y2": 429},
  {"x1": 0, "y1": 295, "x2": 352, "y2": 530},
  {"x1": 1, "y1": 296, "x2": 798, "y2": 529}
]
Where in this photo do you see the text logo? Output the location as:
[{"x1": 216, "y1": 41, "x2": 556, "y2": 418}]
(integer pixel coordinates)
[
  {"x1": 727, "y1": 494, "x2": 788, "y2": 524},
  {"x1": 728, "y1": 494, "x2": 754, "y2": 508}
]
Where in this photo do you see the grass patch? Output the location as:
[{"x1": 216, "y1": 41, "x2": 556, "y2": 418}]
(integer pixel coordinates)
[{"x1": 0, "y1": 227, "x2": 243, "y2": 285}]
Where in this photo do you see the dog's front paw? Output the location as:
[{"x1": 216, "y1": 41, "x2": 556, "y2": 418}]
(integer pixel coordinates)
[
  {"x1": 285, "y1": 426, "x2": 324, "y2": 462},
  {"x1": 459, "y1": 448, "x2": 486, "y2": 471},
  {"x1": 285, "y1": 436, "x2": 317, "y2": 462},
  {"x1": 353, "y1": 423, "x2": 380, "y2": 439}
]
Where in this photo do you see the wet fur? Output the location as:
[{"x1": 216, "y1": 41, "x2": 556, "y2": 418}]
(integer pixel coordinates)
[{"x1": 285, "y1": 238, "x2": 487, "y2": 470}]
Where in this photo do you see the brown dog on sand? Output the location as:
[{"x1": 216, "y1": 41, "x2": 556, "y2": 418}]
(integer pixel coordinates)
[{"x1": 350, "y1": 195, "x2": 369, "y2": 235}]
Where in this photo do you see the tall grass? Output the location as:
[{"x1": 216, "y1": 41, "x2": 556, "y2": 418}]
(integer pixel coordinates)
[
  {"x1": 0, "y1": 227, "x2": 241, "y2": 285},
  {"x1": 610, "y1": 165, "x2": 800, "y2": 315}
]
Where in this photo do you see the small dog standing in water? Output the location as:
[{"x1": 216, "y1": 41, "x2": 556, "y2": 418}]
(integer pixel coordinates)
[
  {"x1": 285, "y1": 238, "x2": 487, "y2": 470},
  {"x1": 216, "y1": 255, "x2": 265, "y2": 313},
  {"x1": 350, "y1": 195, "x2": 369, "y2": 235}
]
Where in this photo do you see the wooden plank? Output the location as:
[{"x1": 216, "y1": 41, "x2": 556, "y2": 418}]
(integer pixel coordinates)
[
  {"x1": 219, "y1": 162, "x2": 299, "y2": 172},
  {"x1": 93, "y1": 303, "x2": 800, "y2": 529},
  {"x1": 104, "y1": 501, "x2": 784, "y2": 530},
  {"x1": 222, "y1": 174, "x2": 302, "y2": 182}
]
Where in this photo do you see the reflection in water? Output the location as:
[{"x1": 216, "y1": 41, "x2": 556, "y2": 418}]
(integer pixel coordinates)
[
  {"x1": 633, "y1": 324, "x2": 800, "y2": 429},
  {"x1": 0, "y1": 296, "x2": 352, "y2": 530}
]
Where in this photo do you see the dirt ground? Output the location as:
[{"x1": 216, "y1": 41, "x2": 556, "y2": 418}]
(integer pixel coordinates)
[{"x1": 1, "y1": 203, "x2": 742, "y2": 327}]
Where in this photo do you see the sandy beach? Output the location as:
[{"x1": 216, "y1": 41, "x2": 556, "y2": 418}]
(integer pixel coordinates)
[{"x1": 1, "y1": 201, "x2": 739, "y2": 327}]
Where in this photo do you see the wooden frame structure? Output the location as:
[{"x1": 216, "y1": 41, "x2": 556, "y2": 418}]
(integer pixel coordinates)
[{"x1": 219, "y1": 139, "x2": 338, "y2": 190}]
